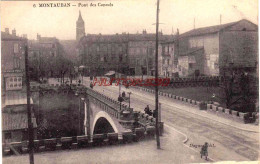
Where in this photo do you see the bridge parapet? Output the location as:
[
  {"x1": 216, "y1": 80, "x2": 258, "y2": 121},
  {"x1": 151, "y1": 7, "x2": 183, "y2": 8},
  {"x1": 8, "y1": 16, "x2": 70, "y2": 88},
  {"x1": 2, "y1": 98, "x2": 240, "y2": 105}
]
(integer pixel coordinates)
[{"x1": 86, "y1": 88, "x2": 134, "y2": 122}]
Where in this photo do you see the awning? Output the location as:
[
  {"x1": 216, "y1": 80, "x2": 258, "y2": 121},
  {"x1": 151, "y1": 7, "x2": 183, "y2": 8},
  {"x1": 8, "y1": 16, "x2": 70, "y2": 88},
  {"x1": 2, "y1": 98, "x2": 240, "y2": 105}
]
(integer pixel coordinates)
[{"x1": 3, "y1": 91, "x2": 33, "y2": 107}]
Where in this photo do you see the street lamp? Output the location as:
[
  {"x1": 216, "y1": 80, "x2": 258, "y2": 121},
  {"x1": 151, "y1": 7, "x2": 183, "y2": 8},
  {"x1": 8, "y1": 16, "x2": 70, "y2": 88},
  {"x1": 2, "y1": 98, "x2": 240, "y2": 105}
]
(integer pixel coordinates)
[
  {"x1": 75, "y1": 92, "x2": 85, "y2": 135},
  {"x1": 79, "y1": 65, "x2": 85, "y2": 85},
  {"x1": 118, "y1": 96, "x2": 124, "y2": 111},
  {"x1": 25, "y1": 45, "x2": 35, "y2": 164},
  {"x1": 127, "y1": 92, "x2": 132, "y2": 108}
]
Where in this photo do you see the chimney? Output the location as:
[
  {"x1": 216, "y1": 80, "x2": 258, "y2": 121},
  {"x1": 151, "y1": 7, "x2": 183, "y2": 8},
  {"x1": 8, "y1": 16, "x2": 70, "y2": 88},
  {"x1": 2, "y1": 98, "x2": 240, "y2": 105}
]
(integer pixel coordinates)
[
  {"x1": 194, "y1": 18, "x2": 196, "y2": 29},
  {"x1": 142, "y1": 29, "x2": 147, "y2": 34},
  {"x1": 37, "y1": 33, "x2": 41, "y2": 40},
  {"x1": 5, "y1": 28, "x2": 9, "y2": 34},
  {"x1": 22, "y1": 34, "x2": 27, "y2": 39},
  {"x1": 12, "y1": 29, "x2": 16, "y2": 36}
]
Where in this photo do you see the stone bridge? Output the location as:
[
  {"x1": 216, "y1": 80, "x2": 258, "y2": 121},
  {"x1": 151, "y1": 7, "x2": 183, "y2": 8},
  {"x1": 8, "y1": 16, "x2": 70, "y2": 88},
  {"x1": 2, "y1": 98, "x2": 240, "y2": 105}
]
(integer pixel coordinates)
[
  {"x1": 75, "y1": 86, "x2": 156, "y2": 141},
  {"x1": 3, "y1": 84, "x2": 158, "y2": 156}
]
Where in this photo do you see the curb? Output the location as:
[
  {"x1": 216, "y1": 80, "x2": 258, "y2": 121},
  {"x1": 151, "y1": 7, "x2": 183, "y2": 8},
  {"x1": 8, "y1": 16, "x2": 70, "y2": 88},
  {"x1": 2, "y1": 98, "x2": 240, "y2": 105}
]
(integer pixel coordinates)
[
  {"x1": 134, "y1": 87, "x2": 259, "y2": 133},
  {"x1": 164, "y1": 124, "x2": 215, "y2": 162}
]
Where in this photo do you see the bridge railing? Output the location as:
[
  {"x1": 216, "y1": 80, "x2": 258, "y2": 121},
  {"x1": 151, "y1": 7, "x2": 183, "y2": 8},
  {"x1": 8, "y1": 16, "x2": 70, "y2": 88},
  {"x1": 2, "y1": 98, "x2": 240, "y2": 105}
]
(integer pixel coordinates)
[{"x1": 86, "y1": 88, "x2": 134, "y2": 121}]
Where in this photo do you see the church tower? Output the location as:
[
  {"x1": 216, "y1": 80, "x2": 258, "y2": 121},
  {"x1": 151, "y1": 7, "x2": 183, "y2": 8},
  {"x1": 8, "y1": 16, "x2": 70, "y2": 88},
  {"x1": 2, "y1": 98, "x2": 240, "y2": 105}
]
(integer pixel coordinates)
[{"x1": 76, "y1": 10, "x2": 85, "y2": 41}]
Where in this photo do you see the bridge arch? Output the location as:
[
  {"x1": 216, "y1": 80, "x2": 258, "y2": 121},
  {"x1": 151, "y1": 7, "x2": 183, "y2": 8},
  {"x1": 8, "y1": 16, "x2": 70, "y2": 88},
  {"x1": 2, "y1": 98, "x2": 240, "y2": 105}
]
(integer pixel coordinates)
[{"x1": 91, "y1": 111, "x2": 119, "y2": 135}]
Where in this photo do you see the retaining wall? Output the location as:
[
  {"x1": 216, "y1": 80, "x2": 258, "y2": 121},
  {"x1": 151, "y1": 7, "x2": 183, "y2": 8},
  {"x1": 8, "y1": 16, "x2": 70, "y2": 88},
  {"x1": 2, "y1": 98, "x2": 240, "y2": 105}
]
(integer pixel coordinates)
[
  {"x1": 134, "y1": 86, "x2": 251, "y2": 123},
  {"x1": 3, "y1": 126, "x2": 156, "y2": 156}
]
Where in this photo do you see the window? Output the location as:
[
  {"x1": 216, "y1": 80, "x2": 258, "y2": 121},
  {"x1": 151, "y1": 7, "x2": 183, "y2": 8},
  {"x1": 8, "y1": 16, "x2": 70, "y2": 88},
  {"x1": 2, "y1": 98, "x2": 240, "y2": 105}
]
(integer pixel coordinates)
[
  {"x1": 5, "y1": 133, "x2": 11, "y2": 140},
  {"x1": 189, "y1": 63, "x2": 194, "y2": 69},
  {"x1": 52, "y1": 44, "x2": 55, "y2": 48},
  {"x1": 6, "y1": 76, "x2": 22, "y2": 91},
  {"x1": 14, "y1": 58, "x2": 20, "y2": 69},
  {"x1": 14, "y1": 43, "x2": 19, "y2": 53},
  {"x1": 163, "y1": 59, "x2": 165, "y2": 64},
  {"x1": 167, "y1": 59, "x2": 170, "y2": 65},
  {"x1": 119, "y1": 55, "x2": 123, "y2": 62},
  {"x1": 111, "y1": 45, "x2": 115, "y2": 52}
]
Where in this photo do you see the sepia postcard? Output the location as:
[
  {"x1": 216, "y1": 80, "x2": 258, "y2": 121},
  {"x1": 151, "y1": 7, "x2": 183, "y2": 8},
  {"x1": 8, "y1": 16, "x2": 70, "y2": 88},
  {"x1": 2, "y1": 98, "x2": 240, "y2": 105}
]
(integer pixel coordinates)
[{"x1": 1, "y1": 0, "x2": 259, "y2": 163}]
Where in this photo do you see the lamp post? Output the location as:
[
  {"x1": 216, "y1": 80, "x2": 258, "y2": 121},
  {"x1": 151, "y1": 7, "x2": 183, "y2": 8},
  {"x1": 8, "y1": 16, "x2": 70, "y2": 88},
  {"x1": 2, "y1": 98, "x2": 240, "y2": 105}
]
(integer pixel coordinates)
[
  {"x1": 75, "y1": 92, "x2": 85, "y2": 135},
  {"x1": 118, "y1": 96, "x2": 124, "y2": 111},
  {"x1": 127, "y1": 92, "x2": 132, "y2": 108},
  {"x1": 79, "y1": 97, "x2": 85, "y2": 135},
  {"x1": 155, "y1": 0, "x2": 161, "y2": 149},
  {"x1": 25, "y1": 45, "x2": 35, "y2": 164},
  {"x1": 79, "y1": 65, "x2": 85, "y2": 85}
]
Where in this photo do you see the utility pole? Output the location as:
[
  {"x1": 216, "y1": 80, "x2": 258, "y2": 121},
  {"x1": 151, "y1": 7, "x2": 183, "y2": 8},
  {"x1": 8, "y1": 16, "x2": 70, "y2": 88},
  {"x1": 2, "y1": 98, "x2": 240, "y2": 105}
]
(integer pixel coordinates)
[
  {"x1": 25, "y1": 45, "x2": 35, "y2": 164},
  {"x1": 155, "y1": 0, "x2": 161, "y2": 149}
]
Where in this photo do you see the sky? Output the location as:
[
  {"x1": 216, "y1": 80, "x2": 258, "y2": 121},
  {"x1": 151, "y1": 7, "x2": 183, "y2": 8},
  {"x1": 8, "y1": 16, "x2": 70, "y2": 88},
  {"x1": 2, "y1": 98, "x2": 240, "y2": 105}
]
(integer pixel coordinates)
[{"x1": 1, "y1": 0, "x2": 258, "y2": 40}]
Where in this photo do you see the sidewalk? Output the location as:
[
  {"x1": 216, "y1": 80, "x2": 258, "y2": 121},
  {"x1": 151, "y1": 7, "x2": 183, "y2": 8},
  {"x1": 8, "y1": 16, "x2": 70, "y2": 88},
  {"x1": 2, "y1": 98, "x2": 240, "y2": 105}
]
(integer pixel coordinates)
[
  {"x1": 131, "y1": 86, "x2": 259, "y2": 133},
  {"x1": 3, "y1": 126, "x2": 206, "y2": 164},
  {"x1": 49, "y1": 77, "x2": 259, "y2": 133}
]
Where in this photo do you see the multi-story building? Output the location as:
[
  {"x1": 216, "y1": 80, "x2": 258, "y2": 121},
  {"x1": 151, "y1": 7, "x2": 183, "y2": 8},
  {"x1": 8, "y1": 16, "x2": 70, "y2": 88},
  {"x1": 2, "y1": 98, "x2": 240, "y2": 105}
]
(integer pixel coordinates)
[
  {"x1": 78, "y1": 34, "x2": 129, "y2": 76},
  {"x1": 1, "y1": 28, "x2": 38, "y2": 143},
  {"x1": 158, "y1": 39, "x2": 177, "y2": 77},
  {"x1": 128, "y1": 30, "x2": 156, "y2": 76},
  {"x1": 176, "y1": 19, "x2": 258, "y2": 77},
  {"x1": 28, "y1": 34, "x2": 64, "y2": 79},
  {"x1": 1, "y1": 28, "x2": 27, "y2": 92},
  {"x1": 128, "y1": 30, "x2": 173, "y2": 76},
  {"x1": 76, "y1": 11, "x2": 174, "y2": 77}
]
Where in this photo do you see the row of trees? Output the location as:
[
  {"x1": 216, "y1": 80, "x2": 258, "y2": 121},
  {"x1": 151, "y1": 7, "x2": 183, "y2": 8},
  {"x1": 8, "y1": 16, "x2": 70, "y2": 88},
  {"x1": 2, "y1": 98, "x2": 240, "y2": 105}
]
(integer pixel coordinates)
[
  {"x1": 218, "y1": 67, "x2": 257, "y2": 113},
  {"x1": 29, "y1": 46, "x2": 76, "y2": 84}
]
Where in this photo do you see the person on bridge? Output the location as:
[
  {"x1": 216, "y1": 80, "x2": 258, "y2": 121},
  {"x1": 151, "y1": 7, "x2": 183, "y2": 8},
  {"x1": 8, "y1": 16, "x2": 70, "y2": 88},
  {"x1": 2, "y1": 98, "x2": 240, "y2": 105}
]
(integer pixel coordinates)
[
  {"x1": 90, "y1": 82, "x2": 94, "y2": 89},
  {"x1": 122, "y1": 91, "x2": 126, "y2": 98},
  {"x1": 144, "y1": 105, "x2": 152, "y2": 116},
  {"x1": 200, "y1": 142, "x2": 209, "y2": 160}
]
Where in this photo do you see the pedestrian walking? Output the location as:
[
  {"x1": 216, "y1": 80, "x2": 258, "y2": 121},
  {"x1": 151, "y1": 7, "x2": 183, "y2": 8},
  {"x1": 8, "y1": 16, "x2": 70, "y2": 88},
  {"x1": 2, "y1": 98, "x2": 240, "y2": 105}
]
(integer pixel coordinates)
[{"x1": 200, "y1": 142, "x2": 209, "y2": 160}]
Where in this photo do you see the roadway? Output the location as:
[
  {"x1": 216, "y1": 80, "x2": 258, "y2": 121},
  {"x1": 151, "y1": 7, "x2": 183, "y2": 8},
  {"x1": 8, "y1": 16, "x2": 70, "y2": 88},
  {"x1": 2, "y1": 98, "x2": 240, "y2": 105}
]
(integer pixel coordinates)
[
  {"x1": 46, "y1": 77, "x2": 259, "y2": 162},
  {"x1": 81, "y1": 77, "x2": 259, "y2": 162}
]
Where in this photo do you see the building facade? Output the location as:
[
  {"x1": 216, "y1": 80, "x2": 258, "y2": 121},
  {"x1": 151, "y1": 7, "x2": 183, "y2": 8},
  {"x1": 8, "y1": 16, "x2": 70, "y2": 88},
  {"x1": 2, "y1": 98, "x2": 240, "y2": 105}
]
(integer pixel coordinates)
[
  {"x1": 176, "y1": 19, "x2": 258, "y2": 77},
  {"x1": 28, "y1": 34, "x2": 64, "y2": 79},
  {"x1": 78, "y1": 34, "x2": 129, "y2": 76},
  {"x1": 1, "y1": 28, "x2": 27, "y2": 92},
  {"x1": 1, "y1": 28, "x2": 38, "y2": 143},
  {"x1": 158, "y1": 40, "x2": 177, "y2": 77}
]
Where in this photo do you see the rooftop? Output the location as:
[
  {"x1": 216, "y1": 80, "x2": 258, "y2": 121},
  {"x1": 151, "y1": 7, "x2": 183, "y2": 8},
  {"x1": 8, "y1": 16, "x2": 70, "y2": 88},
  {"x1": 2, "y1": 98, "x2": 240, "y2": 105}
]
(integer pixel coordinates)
[
  {"x1": 2, "y1": 112, "x2": 37, "y2": 131},
  {"x1": 3, "y1": 91, "x2": 33, "y2": 108},
  {"x1": 179, "y1": 47, "x2": 204, "y2": 56},
  {"x1": 80, "y1": 33, "x2": 173, "y2": 44},
  {"x1": 180, "y1": 19, "x2": 257, "y2": 38},
  {"x1": 1, "y1": 32, "x2": 27, "y2": 41}
]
